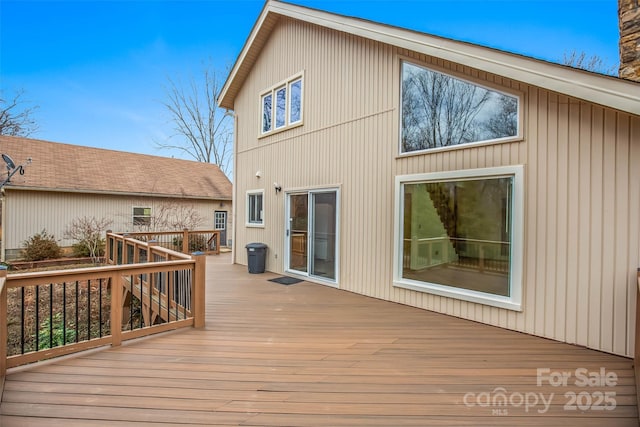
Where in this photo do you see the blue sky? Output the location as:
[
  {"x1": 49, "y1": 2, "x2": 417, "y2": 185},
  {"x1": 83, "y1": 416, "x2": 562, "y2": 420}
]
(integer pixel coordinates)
[{"x1": 1, "y1": 0, "x2": 619, "y2": 160}]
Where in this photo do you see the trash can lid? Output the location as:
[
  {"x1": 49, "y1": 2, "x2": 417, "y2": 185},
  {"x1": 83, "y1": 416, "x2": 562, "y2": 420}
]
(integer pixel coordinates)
[{"x1": 245, "y1": 242, "x2": 267, "y2": 249}]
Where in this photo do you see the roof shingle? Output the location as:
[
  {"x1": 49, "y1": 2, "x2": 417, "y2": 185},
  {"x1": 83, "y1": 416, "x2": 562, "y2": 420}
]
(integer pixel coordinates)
[{"x1": 0, "y1": 135, "x2": 232, "y2": 200}]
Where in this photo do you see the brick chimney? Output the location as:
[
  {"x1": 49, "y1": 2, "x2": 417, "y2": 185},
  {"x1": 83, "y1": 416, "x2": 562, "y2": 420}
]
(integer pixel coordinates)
[{"x1": 619, "y1": 0, "x2": 640, "y2": 81}]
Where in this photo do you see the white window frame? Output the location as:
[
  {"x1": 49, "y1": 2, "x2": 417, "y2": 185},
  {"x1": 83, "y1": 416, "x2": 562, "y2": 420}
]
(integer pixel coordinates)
[
  {"x1": 214, "y1": 211, "x2": 227, "y2": 230},
  {"x1": 260, "y1": 71, "x2": 304, "y2": 137},
  {"x1": 274, "y1": 85, "x2": 287, "y2": 130},
  {"x1": 393, "y1": 165, "x2": 524, "y2": 311},
  {"x1": 246, "y1": 190, "x2": 264, "y2": 227},
  {"x1": 283, "y1": 187, "x2": 341, "y2": 288},
  {"x1": 288, "y1": 77, "x2": 303, "y2": 125},
  {"x1": 132, "y1": 206, "x2": 152, "y2": 226},
  {"x1": 261, "y1": 92, "x2": 273, "y2": 134},
  {"x1": 399, "y1": 60, "x2": 523, "y2": 156}
]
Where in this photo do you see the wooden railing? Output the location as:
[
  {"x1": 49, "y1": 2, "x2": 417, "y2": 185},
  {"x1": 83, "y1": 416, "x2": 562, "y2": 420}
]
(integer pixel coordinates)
[
  {"x1": 0, "y1": 233, "x2": 206, "y2": 398},
  {"x1": 1, "y1": 266, "x2": 7, "y2": 396},
  {"x1": 403, "y1": 236, "x2": 509, "y2": 273},
  {"x1": 107, "y1": 229, "x2": 220, "y2": 257}
]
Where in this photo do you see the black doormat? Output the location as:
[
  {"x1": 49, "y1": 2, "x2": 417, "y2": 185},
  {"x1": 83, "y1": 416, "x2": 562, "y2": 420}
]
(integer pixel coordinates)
[{"x1": 268, "y1": 276, "x2": 303, "y2": 285}]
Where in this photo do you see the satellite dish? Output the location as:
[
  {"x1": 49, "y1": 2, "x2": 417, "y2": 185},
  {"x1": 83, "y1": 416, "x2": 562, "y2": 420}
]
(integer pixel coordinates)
[{"x1": 2, "y1": 154, "x2": 16, "y2": 170}]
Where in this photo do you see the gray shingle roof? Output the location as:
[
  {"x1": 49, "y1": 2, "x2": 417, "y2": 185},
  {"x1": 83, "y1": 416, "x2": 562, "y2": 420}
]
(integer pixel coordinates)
[{"x1": 0, "y1": 135, "x2": 232, "y2": 200}]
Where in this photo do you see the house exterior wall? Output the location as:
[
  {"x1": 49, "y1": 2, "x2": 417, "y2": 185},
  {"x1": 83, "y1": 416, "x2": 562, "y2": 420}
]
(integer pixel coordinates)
[
  {"x1": 2, "y1": 190, "x2": 231, "y2": 260},
  {"x1": 232, "y1": 17, "x2": 640, "y2": 357}
]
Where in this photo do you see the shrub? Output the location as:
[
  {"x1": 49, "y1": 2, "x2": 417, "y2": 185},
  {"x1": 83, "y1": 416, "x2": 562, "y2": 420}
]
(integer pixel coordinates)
[
  {"x1": 172, "y1": 234, "x2": 208, "y2": 253},
  {"x1": 22, "y1": 230, "x2": 62, "y2": 261},
  {"x1": 64, "y1": 216, "x2": 112, "y2": 263},
  {"x1": 71, "y1": 238, "x2": 106, "y2": 259},
  {"x1": 38, "y1": 313, "x2": 76, "y2": 350}
]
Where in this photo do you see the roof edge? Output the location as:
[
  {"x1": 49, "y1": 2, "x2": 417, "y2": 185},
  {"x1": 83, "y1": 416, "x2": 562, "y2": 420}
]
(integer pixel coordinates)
[
  {"x1": 2, "y1": 185, "x2": 232, "y2": 201},
  {"x1": 219, "y1": 0, "x2": 274, "y2": 109},
  {"x1": 219, "y1": 0, "x2": 640, "y2": 115}
]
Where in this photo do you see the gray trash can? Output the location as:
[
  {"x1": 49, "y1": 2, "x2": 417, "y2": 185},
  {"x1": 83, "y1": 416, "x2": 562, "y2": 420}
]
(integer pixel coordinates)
[{"x1": 246, "y1": 242, "x2": 267, "y2": 274}]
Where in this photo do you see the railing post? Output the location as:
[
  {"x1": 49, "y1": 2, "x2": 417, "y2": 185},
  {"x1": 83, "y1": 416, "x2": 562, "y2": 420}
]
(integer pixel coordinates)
[
  {"x1": 191, "y1": 252, "x2": 206, "y2": 328},
  {"x1": 182, "y1": 229, "x2": 189, "y2": 254},
  {"x1": 0, "y1": 266, "x2": 7, "y2": 390},
  {"x1": 122, "y1": 234, "x2": 130, "y2": 264},
  {"x1": 110, "y1": 273, "x2": 122, "y2": 347},
  {"x1": 134, "y1": 240, "x2": 142, "y2": 264},
  {"x1": 105, "y1": 230, "x2": 113, "y2": 264},
  {"x1": 148, "y1": 239, "x2": 158, "y2": 262}
]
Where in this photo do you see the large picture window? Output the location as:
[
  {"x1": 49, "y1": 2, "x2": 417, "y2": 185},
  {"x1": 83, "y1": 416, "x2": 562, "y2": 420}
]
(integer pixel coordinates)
[
  {"x1": 401, "y1": 61, "x2": 520, "y2": 153},
  {"x1": 394, "y1": 166, "x2": 523, "y2": 310},
  {"x1": 260, "y1": 73, "x2": 303, "y2": 135}
]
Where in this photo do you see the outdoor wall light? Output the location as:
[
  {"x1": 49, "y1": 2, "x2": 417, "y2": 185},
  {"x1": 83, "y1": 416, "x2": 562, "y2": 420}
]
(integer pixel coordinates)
[
  {"x1": 274, "y1": 182, "x2": 282, "y2": 194},
  {"x1": 255, "y1": 170, "x2": 262, "y2": 178}
]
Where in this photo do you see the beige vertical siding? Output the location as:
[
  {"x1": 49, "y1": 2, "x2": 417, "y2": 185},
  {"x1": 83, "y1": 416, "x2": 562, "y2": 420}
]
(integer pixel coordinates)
[
  {"x1": 3, "y1": 190, "x2": 228, "y2": 255},
  {"x1": 232, "y1": 17, "x2": 640, "y2": 357}
]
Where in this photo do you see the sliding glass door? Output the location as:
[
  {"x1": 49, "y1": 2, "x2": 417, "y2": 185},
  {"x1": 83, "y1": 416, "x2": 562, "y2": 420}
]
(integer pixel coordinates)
[
  {"x1": 286, "y1": 189, "x2": 338, "y2": 283},
  {"x1": 288, "y1": 194, "x2": 308, "y2": 273}
]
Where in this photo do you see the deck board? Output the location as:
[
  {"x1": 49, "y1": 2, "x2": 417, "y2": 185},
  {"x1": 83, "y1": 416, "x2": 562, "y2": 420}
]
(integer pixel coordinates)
[{"x1": 1, "y1": 253, "x2": 637, "y2": 426}]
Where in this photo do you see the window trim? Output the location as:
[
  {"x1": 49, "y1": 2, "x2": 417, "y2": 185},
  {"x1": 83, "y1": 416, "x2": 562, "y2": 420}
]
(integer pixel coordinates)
[
  {"x1": 132, "y1": 206, "x2": 152, "y2": 226},
  {"x1": 393, "y1": 165, "x2": 524, "y2": 311},
  {"x1": 288, "y1": 77, "x2": 303, "y2": 125},
  {"x1": 399, "y1": 59, "x2": 524, "y2": 156},
  {"x1": 259, "y1": 71, "x2": 304, "y2": 137},
  {"x1": 246, "y1": 189, "x2": 265, "y2": 228},
  {"x1": 214, "y1": 211, "x2": 227, "y2": 230},
  {"x1": 261, "y1": 92, "x2": 273, "y2": 134}
]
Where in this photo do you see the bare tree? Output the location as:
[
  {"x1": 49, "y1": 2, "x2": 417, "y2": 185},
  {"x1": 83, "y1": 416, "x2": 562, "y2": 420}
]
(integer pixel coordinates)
[
  {"x1": 158, "y1": 66, "x2": 233, "y2": 178},
  {"x1": 133, "y1": 201, "x2": 204, "y2": 233},
  {"x1": 562, "y1": 50, "x2": 617, "y2": 76},
  {"x1": 401, "y1": 63, "x2": 521, "y2": 152},
  {"x1": 0, "y1": 89, "x2": 39, "y2": 137},
  {"x1": 402, "y1": 65, "x2": 490, "y2": 151},
  {"x1": 484, "y1": 95, "x2": 518, "y2": 139},
  {"x1": 64, "y1": 216, "x2": 113, "y2": 263}
]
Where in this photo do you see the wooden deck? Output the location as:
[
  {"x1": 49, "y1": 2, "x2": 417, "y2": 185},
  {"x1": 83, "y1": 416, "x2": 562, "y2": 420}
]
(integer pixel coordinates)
[{"x1": 0, "y1": 254, "x2": 637, "y2": 426}]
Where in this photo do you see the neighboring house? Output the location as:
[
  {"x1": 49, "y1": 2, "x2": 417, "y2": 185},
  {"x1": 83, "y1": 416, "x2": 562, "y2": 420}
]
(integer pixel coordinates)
[
  {"x1": 0, "y1": 136, "x2": 232, "y2": 261},
  {"x1": 219, "y1": 1, "x2": 640, "y2": 357}
]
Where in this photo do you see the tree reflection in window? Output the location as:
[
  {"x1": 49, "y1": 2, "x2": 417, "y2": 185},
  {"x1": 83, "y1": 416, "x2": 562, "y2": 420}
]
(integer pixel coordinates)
[
  {"x1": 401, "y1": 62, "x2": 518, "y2": 152},
  {"x1": 289, "y1": 79, "x2": 302, "y2": 123},
  {"x1": 275, "y1": 86, "x2": 286, "y2": 128},
  {"x1": 262, "y1": 93, "x2": 272, "y2": 133}
]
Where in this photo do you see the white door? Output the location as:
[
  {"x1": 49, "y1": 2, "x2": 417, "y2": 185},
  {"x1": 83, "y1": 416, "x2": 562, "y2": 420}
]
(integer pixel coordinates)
[{"x1": 214, "y1": 211, "x2": 227, "y2": 246}]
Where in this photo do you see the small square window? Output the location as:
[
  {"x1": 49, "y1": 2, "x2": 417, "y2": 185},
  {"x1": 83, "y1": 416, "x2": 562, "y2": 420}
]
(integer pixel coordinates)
[
  {"x1": 247, "y1": 191, "x2": 264, "y2": 226},
  {"x1": 133, "y1": 207, "x2": 151, "y2": 226}
]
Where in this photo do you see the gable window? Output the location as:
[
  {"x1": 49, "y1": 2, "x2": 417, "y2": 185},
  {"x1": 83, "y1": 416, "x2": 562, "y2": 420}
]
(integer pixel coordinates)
[
  {"x1": 133, "y1": 207, "x2": 151, "y2": 226},
  {"x1": 262, "y1": 93, "x2": 272, "y2": 133},
  {"x1": 401, "y1": 61, "x2": 520, "y2": 154},
  {"x1": 247, "y1": 190, "x2": 264, "y2": 226},
  {"x1": 275, "y1": 86, "x2": 287, "y2": 129},
  {"x1": 289, "y1": 78, "x2": 302, "y2": 124},
  {"x1": 260, "y1": 73, "x2": 303, "y2": 135},
  {"x1": 394, "y1": 166, "x2": 523, "y2": 311}
]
